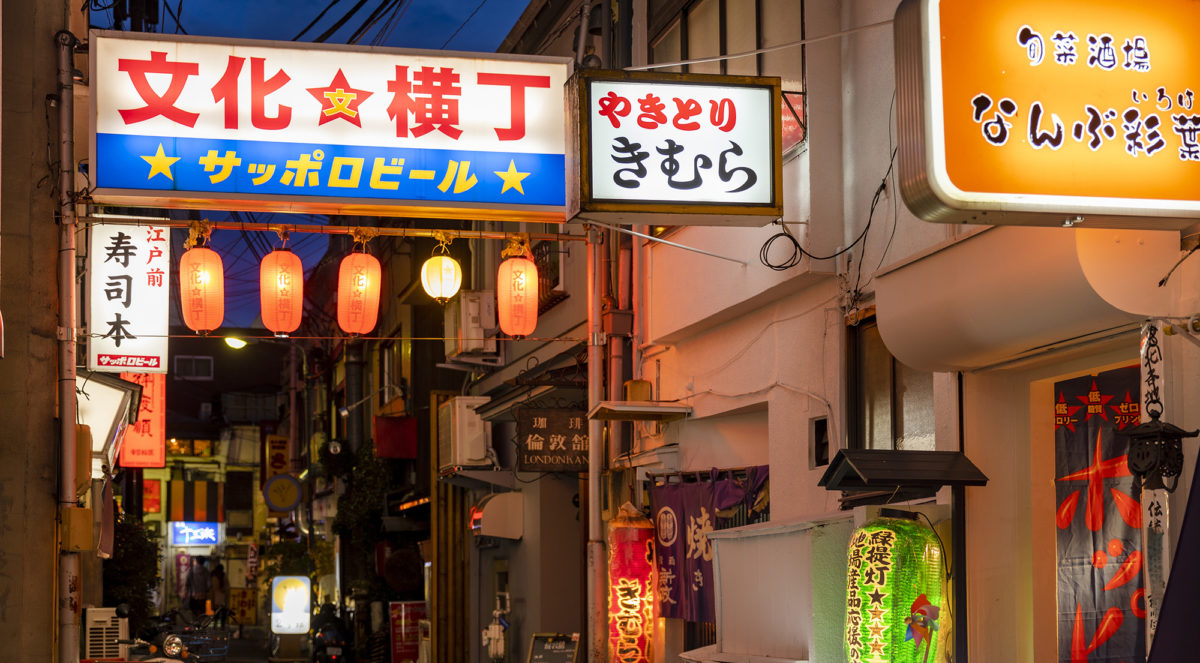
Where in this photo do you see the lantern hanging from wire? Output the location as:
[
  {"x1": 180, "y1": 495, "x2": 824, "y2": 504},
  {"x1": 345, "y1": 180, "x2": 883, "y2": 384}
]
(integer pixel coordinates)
[
  {"x1": 608, "y1": 501, "x2": 656, "y2": 663},
  {"x1": 421, "y1": 232, "x2": 462, "y2": 303},
  {"x1": 845, "y1": 510, "x2": 947, "y2": 663},
  {"x1": 338, "y1": 229, "x2": 382, "y2": 335},
  {"x1": 496, "y1": 235, "x2": 539, "y2": 337},
  {"x1": 179, "y1": 220, "x2": 224, "y2": 333},
  {"x1": 260, "y1": 232, "x2": 303, "y2": 336}
]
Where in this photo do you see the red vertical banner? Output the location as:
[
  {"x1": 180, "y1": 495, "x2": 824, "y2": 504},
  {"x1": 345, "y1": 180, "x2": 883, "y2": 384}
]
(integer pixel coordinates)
[
  {"x1": 608, "y1": 503, "x2": 656, "y2": 663},
  {"x1": 1054, "y1": 365, "x2": 1145, "y2": 662},
  {"x1": 143, "y1": 479, "x2": 161, "y2": 513},
  {"x1": 119, "y1": 372, "x2": 166, "y2": 467},
  {"x1": 389, "y1": 601, "x2": 426, "y2": 663}
]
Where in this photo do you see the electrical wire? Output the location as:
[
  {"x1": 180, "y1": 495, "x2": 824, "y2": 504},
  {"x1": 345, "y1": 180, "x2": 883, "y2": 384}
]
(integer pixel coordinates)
[
  {"x1": 369, "y1": 0, "x2": 412, "y2": 45},
  {"x1": 293, "y1": 0, "x2": 343, "y2": 40},
  {"x1": 313, "y1": 0, "x2": 370, "y2": 43},
  {"x1": 850, "y1": 148, "x2": 898, "y2": 300},
  {"x1": 369, "y1": 0, "x2": 410, "y2": 46},
  {"x1": 162, "y1": 0, "x2": 188, "y2": 34},
  {"x1": 757, "y1": 147, "x2": 896, "y2": 271},
  {"x1": 440, "y1": 0, "x2": 491, "y2": 49},
  {"x1": 347, "y1": 0, "x2": 402, "y2": 44}
]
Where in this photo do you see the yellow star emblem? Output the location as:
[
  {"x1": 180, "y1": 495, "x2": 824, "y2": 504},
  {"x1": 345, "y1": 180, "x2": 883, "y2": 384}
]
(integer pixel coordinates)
[
  {"x1": 493, "y1": 159, "x2": 530, "y2": 195},
  {"x1": 141, "y1": 143, "x2": 180, "y2": 181}
]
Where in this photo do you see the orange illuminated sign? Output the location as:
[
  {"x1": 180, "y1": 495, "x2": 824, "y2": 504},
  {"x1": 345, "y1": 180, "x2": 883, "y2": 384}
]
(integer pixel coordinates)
[
  {"x1": 895, "y1": 0, "x2": 1200, "y2": 228},
  {"x1": 119, "y1": 372, "x2": 165, "y2": 468}
]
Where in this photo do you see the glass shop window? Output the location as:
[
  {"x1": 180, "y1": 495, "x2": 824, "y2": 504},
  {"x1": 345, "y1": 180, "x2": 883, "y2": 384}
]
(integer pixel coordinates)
[{"x1": 848, "y1": 314, "x2": 935, "y2": 451}]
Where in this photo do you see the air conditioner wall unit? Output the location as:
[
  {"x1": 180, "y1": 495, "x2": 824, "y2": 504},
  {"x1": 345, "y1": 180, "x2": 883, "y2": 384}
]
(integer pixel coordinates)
[
  {"x1": 84, "y1": 607, "x2": 129, "y2": 660},
  {"x1": 437, "y1": 396, "x2": 492, "y2": 473},
  {"x1": 444, "y1": 291, "x2": 497, "y2": 358}
]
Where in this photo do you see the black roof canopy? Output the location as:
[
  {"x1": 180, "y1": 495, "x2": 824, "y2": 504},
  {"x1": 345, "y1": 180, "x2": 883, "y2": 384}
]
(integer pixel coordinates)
[{"x1": 818, "y1": 449, "x2": 989, "y2": 492}]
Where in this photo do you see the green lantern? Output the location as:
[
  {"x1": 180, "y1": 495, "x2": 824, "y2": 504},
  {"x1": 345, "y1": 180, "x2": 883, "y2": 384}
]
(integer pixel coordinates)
[{"x1": 845, "y1": 511, "x2": 947, "y2": 663}]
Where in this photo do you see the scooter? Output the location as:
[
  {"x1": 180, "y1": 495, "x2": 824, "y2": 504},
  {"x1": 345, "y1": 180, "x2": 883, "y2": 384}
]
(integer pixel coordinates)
[
  {"x1": 311, "y1": 603, "x2": 350, "y2": 663},
  {"x1": 118, "y1": 609, "x2": 192, "y2": 662}
]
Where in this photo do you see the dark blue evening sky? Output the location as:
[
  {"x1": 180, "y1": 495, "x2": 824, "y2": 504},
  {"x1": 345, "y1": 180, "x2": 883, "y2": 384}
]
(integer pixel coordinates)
[
  {"x1": 93, "y1": 0, "x2": 530, "y2": 53},
  {"x1": 98, "y1": 0, "x2": 532, "y2": 328}
]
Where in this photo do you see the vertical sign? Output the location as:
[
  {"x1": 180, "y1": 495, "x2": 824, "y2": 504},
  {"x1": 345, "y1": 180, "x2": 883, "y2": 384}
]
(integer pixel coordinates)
[
  {"x1": 229, "y1": 587, "x2": 257, "y2": 625},
  {"x1": 143, "y1": 478, "x2": 161, "y2": 513},
  {"x1": 1139, "y1": 321, "x2": 1168, "y2": 646},
  {"x1": 1053, "y1": 366, "x2": 1144, "y2": 662},
  {"x1": 389, "y1": 601, "x2": 426, "y2": 663},
  {"x1": 270, "y1": 576, "x2": 311, "y2": 634},
  {"x1": 119, "y1": 372, "x2": 166, "y2": 467},
  {"x1": 88, "y1": 223, "x2": 170, "y2": 372}
]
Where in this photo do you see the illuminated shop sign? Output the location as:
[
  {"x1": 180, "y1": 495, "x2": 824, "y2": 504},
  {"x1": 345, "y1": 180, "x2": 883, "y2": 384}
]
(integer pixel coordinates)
[
  {"x1": 608, "y1": 503, "x2": 656, "y2": 663},
  {"x1": 87, "y1": 223, "x2": 170, "y2": 373},
  {"x1": 894, "y1": 0, "x2": 1200, "y2": 228},
  {"x1": 845, "y1": 514, "x2": 947, "y2": 663},
  {"x1": 169, "y1": 521, "x2": 220, "y2": 546},
  {"x1": 570, "y1": 69, "x2": 782, "y2": 226},
  {"x1": 90, "y1": 32, "x2": 570, "y2": 221},
  {"x1": 271, "y1": 576, "x2": 311, "y2": 635},
  {"x1": 118, "y1": 372, "x2": 165, "y2": 468}
]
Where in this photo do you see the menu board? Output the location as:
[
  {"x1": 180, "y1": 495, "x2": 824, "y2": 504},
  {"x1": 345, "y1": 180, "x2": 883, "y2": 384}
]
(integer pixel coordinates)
[{"x1": 526, "y1": 633, "x2": 578, "y2": 663}]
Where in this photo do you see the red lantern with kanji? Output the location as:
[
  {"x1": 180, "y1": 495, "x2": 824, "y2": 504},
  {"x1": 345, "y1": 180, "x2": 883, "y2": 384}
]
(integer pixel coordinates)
[
  {"x1": 179, "y1": 246, "x2": 224, "y2": 333},
  {"x1": 260, "y1": 249, "x2": 303, "y2": 335},
  {"x1": 337, "y1": 251, "x2": 381, "y2": 335},
  {"x1": 608, "y1": 502, "x2": 656, "y2": 663},
  {"x1": 497, "y1": 237, "x2": 539, "y2": 337}
]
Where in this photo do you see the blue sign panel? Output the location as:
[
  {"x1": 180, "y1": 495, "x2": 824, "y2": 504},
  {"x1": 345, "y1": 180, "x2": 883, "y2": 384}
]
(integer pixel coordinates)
[
  {"x1": 95, "y1": 134, "x2": 565, "y2": 207},
  {"x1": 170, "y1": 521, "x2": 221, "y2": 546}
]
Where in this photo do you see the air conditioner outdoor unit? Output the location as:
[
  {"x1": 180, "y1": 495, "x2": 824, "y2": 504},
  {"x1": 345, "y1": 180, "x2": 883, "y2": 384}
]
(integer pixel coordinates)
[
  {"x1": 437, "y1": 396, "x2": 492, "y2": 474},
  {"x1": 444, "y1": 291, "x2": 497, "y2": 359},
  {"x1": 84, "y1": 607, "x2": 129, "y2": 660}
]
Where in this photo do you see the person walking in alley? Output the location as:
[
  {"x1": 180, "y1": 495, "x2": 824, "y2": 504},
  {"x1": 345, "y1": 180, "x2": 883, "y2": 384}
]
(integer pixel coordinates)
[
  {"x1": 182, "y1": 555, "x2": 211, "y2": 617},
  {"x1": 210, "y1": 562, "x2": 228, "y2": 626}
]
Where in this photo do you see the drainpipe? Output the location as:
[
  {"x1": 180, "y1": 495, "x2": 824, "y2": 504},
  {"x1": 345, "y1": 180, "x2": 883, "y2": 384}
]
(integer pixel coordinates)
[
  {"x1": 346, "y1": 340, "x2": 364, "y2": 454},
  {"x1": 56, "y1": 29, "x2": 81, "y2": 663},
  {"x1": 608, "y1": 237, "x2": 630, "y2": 464},
  {"x1": 586, "y1": 227, "x2": 606, "y2": 663},
  {"x1": 575, "y1": 1, "x2": 593, "y2": 65}
]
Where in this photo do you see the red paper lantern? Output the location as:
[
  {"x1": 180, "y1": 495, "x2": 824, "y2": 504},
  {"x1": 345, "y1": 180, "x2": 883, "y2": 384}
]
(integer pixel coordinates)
[
  {"x1": 608, "y1": 502, "x2": 656, "y2": 663},
  {"x1": 337, "y1": 252, "x2": 381, "y2": 335},
  {"x1": 179, "y1": 246, "x2": 224, "y2": 333},
  {"x1": 260, "y1": 249, "x2": 303, "y2": 335},
  {"x1": 497, "y1": 255, "x2": 538, "y2": 337}
]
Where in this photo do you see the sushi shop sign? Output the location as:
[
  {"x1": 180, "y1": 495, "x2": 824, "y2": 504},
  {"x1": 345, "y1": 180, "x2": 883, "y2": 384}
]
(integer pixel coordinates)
[{"x1": 894, "y1": 0, "x2": 1200, "y2": 228}]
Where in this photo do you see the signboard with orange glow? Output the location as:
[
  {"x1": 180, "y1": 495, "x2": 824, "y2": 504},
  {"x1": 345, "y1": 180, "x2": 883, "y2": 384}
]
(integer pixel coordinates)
[
  {"x1": 119, "y1": 372, "x2": 165, "y2": 468},
  {"x1": 894, "y1": 0, "x2": 1200, "y2": 228}
]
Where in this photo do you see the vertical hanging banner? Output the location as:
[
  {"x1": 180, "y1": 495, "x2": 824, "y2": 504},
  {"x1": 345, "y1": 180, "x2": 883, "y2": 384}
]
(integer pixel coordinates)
[
  {"x1": 1054, "y1": 366, "x2": 1145, "y2": 662},
  {"x1": 90, "y1": 32, "x2": 569, "y2": 221},
  {"x1": 88, "y1": 223, "x2": 170, "y2": 372},
  {"x1": 649, "y1": 480, "x2": 716, "y2": 623},
  {"x1": 1138, "y1": 321, "x2": 1170, "y2": 646},
  {"x1": 118, "y1": 372, "x2": 166, "y2": 468}
]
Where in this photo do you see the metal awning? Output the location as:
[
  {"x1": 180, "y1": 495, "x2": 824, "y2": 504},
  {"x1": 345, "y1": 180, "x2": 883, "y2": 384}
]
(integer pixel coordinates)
[
  {"x1": 587, "y1": 400, "x2": 692, "y2": 422},
  {"x1": 817, "y1": 449, "x2": 988, "y2": 491}
]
